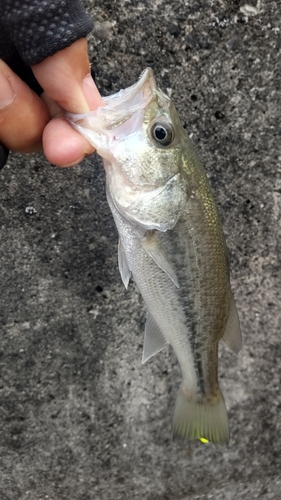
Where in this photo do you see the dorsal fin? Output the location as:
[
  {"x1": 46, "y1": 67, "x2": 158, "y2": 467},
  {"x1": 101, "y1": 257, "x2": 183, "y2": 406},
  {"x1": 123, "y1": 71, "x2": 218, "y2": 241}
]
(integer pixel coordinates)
[
  {"x1": 142, "y1": 313, "x2": 168, "y2": 364},
  {"x1": 222, "y1": 294, "x2": 242, "y2": 354}
]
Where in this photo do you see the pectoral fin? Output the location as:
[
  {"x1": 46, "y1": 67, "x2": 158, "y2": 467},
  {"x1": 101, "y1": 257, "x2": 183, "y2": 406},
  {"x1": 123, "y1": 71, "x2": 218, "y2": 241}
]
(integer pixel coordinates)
[
  {"x1": 141, "y1": 233, "x2": 179, "y2": 288},
  {"x1": 142, "y1": 313, "x2": 168, "y2": 363},
  {"x1": 118, "y1": 239, "x2": 131, "y2": 289},
  {"x1": 222, "y1": 294, "x2": 242, "y2": 354}
]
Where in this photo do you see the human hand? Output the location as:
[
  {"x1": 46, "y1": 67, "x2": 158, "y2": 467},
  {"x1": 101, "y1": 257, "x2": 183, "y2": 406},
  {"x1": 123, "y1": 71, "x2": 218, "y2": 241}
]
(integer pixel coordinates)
[{"x1": 0, "y1": 38, "x2": 103, "y2": 167}]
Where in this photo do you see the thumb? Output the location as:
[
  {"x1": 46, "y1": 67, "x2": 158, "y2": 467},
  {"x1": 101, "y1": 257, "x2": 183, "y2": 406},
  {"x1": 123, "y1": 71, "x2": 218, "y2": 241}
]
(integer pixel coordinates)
[{"x1": 31, "y1": 38, "x2": 103, "y2": 113}]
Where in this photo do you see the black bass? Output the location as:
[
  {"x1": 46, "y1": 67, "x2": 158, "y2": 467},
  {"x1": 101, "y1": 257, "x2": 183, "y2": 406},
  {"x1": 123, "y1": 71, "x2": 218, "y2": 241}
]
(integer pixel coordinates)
[{"x1": 67, "y1": 68, "x2": 241, "y2": 444}]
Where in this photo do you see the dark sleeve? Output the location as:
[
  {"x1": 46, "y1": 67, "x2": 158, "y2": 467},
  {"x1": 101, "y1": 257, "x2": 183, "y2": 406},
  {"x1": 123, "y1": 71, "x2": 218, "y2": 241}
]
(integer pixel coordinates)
[
  {"x1": 1, "y1": 0, "x2": 94, "y2": 66},
  {"x1": 0, "y1": 145, "x2": 9, "y2": 171}
]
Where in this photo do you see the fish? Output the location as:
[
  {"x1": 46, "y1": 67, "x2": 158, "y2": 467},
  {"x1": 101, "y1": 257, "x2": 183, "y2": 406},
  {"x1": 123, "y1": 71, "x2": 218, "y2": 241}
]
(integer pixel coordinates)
[{"x1": 67, "y1": 68, "x2": 242, "y2": 444}]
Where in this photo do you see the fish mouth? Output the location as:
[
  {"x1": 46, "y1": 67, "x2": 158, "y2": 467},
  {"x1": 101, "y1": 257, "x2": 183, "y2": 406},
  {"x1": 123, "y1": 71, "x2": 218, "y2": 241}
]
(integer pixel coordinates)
[
  {"x1": 103, "y1": 67, "x2": 156, "y2": 116},
  {"x1": 100, "y1": 67, "x2": 157, "y2": 130},
  {"x1": 67, "y1": 68, "x2": 157, "y2": 136}
]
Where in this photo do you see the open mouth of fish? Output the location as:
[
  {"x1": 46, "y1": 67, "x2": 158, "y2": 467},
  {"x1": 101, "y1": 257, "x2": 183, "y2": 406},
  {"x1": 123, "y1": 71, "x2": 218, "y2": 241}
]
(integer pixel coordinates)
[{"x1": 67, "y1": 68, "x2": 157, "y2": 138}]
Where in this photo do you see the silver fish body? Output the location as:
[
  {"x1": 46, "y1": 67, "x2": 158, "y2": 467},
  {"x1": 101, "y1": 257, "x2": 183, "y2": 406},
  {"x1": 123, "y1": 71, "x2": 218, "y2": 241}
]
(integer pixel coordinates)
[{"x1": 68, "y1": 68, "x2": 241, "y2": 444}]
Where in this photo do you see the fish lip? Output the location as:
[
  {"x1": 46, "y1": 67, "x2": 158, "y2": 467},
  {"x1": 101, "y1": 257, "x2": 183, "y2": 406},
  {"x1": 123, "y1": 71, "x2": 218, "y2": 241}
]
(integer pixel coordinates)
[{"x1": 103, "y1": 67, "x2": 156, "y2": 111}]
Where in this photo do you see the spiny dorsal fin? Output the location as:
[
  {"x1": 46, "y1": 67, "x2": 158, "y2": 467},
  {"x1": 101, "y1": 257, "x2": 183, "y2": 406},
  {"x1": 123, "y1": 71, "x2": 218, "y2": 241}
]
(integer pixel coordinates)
[
  {"x1": 118, "y1": 239, "x2": 131, "y2": 289},
  {"x1": 142, "y1": 313, "x2": 168, "y2": 364},
  {"x1": 222, "y1": 293, "x2": 242, "y2": 354},
  {"x1": 141, "y1": 233, "x2": 179, "y2": 288}
]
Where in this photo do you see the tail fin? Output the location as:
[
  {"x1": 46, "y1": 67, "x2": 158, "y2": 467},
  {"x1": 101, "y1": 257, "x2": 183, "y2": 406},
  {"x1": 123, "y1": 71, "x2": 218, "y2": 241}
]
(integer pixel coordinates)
[{"x1": 172, "y1": 385, "x2": 229, "y2": 444}]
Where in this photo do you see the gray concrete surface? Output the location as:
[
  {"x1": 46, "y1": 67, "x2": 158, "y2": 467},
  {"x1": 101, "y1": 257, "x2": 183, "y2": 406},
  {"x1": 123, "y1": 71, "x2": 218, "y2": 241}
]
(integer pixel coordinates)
[{"x1": 0, "y1": 1, "x2": 281, "y2": 498}]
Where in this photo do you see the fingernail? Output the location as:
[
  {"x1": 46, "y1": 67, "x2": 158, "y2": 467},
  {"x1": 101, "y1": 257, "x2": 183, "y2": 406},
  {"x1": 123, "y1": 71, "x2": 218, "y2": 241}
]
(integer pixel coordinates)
[
  {"x1": 0, "y1": 73, "x2": 15, "y2": 109},
  {"x1": 62, "y1": 155, "x2": 86, "y2": 168},
  {"x1": 82, "y1": 74, "x2": 104, "y2": 109}
]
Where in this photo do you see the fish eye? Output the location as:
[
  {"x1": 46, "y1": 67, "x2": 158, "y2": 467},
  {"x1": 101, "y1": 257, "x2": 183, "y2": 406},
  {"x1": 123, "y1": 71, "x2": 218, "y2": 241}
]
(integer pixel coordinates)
[{"x1": 151, "y1": 122, "x2": 174, "y2": 147}]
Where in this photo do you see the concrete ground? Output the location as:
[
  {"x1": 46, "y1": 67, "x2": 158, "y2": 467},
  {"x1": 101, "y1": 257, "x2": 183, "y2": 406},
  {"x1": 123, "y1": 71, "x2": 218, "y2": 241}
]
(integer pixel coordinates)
[{"x1": 0, "y1": 0, "x2": 280, "y2": 498}]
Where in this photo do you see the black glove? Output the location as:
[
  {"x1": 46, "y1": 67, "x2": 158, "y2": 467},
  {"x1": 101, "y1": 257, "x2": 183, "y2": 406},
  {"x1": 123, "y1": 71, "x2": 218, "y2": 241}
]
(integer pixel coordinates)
[{"x1": 0, "y1": 0, "x2": 93, "y2": 170}]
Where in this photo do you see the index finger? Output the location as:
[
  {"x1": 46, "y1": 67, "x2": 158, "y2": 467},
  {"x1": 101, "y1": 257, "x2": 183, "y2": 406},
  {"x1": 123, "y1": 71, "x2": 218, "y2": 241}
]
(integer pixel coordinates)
[{"x1": 32, "y1": 39, "x2": 104, "y2": 113}]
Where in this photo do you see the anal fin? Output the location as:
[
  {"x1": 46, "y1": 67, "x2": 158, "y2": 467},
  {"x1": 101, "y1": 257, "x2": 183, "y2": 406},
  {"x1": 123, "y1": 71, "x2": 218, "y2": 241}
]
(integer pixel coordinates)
[
  {"x1": 222, "y1": 293, "x2": 242, "y2": 354},
  {"x1": 118, "y1": 239, "x2": 131, "y2": 289},
  {"x1": 141, "y1": 233, "x2": 179, "y2": 288},
  {"x1": 142, "y1": 313, "x2": 168, "y2": 364}
]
